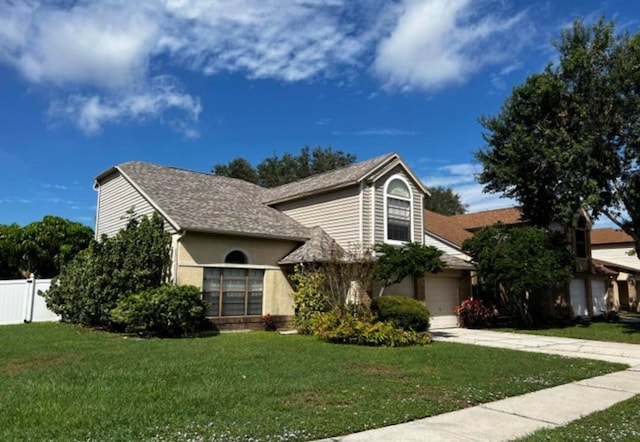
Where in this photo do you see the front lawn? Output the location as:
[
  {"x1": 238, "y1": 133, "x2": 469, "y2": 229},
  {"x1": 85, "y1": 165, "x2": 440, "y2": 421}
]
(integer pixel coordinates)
[
  {"x1": 0, "y1": 323, "x2": 625, "y2": 441},
  {"x1": 518, "y1": 394, "x2": 640, "y2": 441},
  {"x1": 504, "y1": 319, "x2": 640, "y2": 344}
]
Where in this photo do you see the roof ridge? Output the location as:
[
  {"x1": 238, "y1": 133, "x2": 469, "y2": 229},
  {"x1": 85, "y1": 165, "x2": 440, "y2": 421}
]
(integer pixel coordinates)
[{"x1": 268, "y1": 152, "x2": 396, "y2": 191}]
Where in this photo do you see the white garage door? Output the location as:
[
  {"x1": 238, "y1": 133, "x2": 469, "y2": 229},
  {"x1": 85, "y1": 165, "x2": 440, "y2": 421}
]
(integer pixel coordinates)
[
  {"x1": 425, "y1": 277, "x2": 459, "y2": 328},
  {"x1": 591, "y1": 279, "x2": 607, "y2": 316},
  {"x1": 570, "y1": 278, "x2": 588, "y2": 317}
]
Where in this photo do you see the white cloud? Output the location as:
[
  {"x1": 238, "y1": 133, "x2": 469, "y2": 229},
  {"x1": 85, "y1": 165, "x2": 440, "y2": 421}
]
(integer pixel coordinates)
[
  {"x1": 421, "y1": 161, "x2": 517, "y2": 212},
  {"x1": 48, "y1": 76, "x2": 201, "y2": 136},
  {"x1": 0, "y1": 0, "x2": 537, "y2": 134},
  {"x1": 1, "y1": 1, "x2": 160, "y2": 88},
  {"x1": 373, "y1": 0, "x2": 530, "y2": 91}
]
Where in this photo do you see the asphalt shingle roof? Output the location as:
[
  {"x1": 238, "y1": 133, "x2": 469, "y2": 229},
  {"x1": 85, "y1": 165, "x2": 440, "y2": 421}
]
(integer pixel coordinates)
[
  {"x1": 591, "y1": 228, "x2": 634, "y2": 245},
  {"x1": 111, "y1": 161, "x2": 310, "y2": 240},
  {"x1": 279, "y1": 226, "x2": 345, "y2": 264},
  {"x1": 263, "y1": 152, "x2": 397, "y2": 204}
]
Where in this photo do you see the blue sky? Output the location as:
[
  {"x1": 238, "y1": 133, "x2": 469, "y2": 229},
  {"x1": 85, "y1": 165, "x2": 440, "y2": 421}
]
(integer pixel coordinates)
[{"x1": 0, "y1": 0, "x2": 638, "y2": 228}]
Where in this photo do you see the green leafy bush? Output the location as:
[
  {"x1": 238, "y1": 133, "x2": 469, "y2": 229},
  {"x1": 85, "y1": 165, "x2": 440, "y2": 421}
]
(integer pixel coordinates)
[
  {"x1": 44, "y1": 213, "x2": 171, "y2": 328},
  {"x1": 111, "y1": 284, "x2": 209, "y2": 337},
  {"x1": 370, "y1": 295, "x2": 431, "y2": 332},
  {"x1": 290, "y1": 266, "x2": 330, "y2": 334},
  {"x1": 311, "y1": 309, "x2": 431, "y2": 347}
]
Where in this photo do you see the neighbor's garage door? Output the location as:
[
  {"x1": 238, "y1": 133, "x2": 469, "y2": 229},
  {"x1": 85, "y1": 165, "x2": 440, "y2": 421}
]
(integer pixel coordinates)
[{"x1": 425, "y1": 277, "x2": 459, "y2": 328}]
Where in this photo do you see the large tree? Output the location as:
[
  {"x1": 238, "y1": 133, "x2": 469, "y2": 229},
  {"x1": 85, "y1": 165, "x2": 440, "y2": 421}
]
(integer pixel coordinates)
[
  {"x1": 425, "y1": 186, "x2": 467, "y2": 215},
  {"x1": 462, "y1": 224, "x2": 574, "y2": 326},
  {"x1": 213, "y1": 146, "x2": 356, "y2": 187},
  {"x1": 477, "y1": 18, "x2": 640, "y2": 255},
  {"x1": 0, "y1": 216, "x2": 93, "y2": 279}
]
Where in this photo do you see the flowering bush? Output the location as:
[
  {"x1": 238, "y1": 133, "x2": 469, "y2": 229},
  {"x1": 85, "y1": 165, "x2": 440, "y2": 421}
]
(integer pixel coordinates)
[{"x1": 454, "y1": 298, "x2": 497, "y2": 329}]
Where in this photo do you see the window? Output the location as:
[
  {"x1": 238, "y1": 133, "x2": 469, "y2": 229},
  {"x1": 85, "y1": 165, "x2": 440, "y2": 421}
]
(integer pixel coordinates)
[
  {"x1": 203, "y1": 268, "x2": 264, "y2": 316},
  {"x1": 386, "y1": 177, "x2": 412, "y2": 242},
  {"x1": 225, "y1": 250, "x2": 248, "y2": 264},
  {"x1": 574, "y1": 216, "x2": 589, "y2": 258}
]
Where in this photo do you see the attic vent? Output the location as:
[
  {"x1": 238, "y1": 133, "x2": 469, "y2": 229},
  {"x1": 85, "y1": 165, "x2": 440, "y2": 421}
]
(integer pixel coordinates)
[{"x1": 225, "y1": 250, "x2": 248, "y2": 264}]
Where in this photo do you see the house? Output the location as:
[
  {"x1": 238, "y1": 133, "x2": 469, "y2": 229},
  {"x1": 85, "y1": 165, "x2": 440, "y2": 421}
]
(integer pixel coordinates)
[
  {"x1": 424, "y1": 207, "x2": 614, "y2": 319},
  {"x1": 591, "y1": 228, "x2": 640, "y2": 310},
  {"x1": 94, "y1": 152, "x2": 469, "y2": 330}
]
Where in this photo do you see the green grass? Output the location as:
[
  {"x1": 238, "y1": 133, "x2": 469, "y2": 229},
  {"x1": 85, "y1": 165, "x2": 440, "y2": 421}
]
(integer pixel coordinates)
[
  {"x1": 503, "y1": 320, "x2": 640, "y2": 344},
  {"x1": 0, "y1": 323, "x2": 626, "y2": 441},
  {"x1": 518, "y1": 394, "x2": 640, "y2": 441}
]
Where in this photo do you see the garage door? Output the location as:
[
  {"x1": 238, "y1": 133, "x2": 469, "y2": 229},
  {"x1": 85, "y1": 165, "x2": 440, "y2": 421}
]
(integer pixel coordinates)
[
  {"x1": 591, "y1": 279, "x2": 607, "y2": 316},
  {"x1": 425, "y1": 277, "x2": 459, "y2": 328}
]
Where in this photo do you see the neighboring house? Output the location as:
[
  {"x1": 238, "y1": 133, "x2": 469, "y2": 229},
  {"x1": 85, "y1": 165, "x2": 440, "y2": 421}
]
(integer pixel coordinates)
[
  {"x1": 94, "y1": 152, "x2": 466, "y2": 329},
  {"x1": 591, "y1": 228, "x2": 640, "y2": 310},
  {"x1": 425, "y1": 207, "x2": 615, "y2": 318}
]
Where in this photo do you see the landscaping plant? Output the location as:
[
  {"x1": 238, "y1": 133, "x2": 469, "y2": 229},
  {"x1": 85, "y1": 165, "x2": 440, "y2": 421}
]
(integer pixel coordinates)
[{"x1": 370, "y1": 295, "x2": 431, "y2": 332}]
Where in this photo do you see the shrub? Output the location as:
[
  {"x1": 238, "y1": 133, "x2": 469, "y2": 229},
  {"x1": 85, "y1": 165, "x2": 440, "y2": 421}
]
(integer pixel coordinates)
[
  {"x1": 311, "y1": 309, "x2": 431, "y2": 347},
  {"x1": 455, "y1": 298, "x2": 497, "y2": 329},
  {"x1": 44, "y1": 213, "x2": 171, "y2": 329},
  {"x1": 370, "y1": 295, "x2": 431, "y2": 332},
  {"x1": 290, "y1": 266, "x2": 331, "y2": 334},
  {"x1": 111, "y1": 284, "x2": 209, "y2": 337}
]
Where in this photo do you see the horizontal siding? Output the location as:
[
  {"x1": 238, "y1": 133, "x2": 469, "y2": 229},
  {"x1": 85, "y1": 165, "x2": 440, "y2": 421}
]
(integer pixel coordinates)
[
  {"x1": 275, "y1": 186, "x2": 360, "y2": 249},
  {"x1": 96, "y1": 173, "x2": 159, "y2": 238},
  {"x1": 424, "y1": 234, "x2": 471, "y2": 260},
  {"x1": 374, "y1": 165, "x2": 425, "y2": 244},
  {"x1": 363, "y1": 184, "x2": 372, "y2": 246},
  {"x1": 592, "y1": 246, "x2": 640, "y2": 271}
]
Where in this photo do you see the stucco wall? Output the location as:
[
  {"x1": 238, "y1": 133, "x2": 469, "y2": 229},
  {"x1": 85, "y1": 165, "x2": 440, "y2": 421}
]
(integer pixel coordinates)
[{"x1": 176, "y1": 232, "x2": 298, "y2": 317}]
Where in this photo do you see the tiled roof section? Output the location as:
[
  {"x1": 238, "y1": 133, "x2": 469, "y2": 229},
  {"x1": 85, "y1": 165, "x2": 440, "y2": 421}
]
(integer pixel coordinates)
[
  {"x1": 592, "y1": 259, "x2": 621, "y2": 276},
  {"x1": 263, "y1": 152, "x2": 397, "y2": 204},
  {"x1": 113, "y1": 161, "x2": 310, "y2": 240},
  {"x1": 591, "y1": 228, "x2": 634, "y2": 245},
  {"x1": 592, "y1": 258, "x2": 638, "y2": 274},
  {"x1": 279, "y1": 226, "x2": 345, "y2": 264},
  {"x1": 449, "y1": 207, "x2": 524, "y2": 230},
  {"x1": 424, "y1": 210, "x2": 472, "y2": 248}
]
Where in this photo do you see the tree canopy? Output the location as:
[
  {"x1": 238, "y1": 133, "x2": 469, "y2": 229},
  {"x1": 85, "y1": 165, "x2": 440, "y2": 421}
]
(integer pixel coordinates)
[
  {"x1": 213, "y1": 146, "x2": 356, "y2": 187},
  {"x1": 0, "y1": 216, "x2": 94, "y2": 279},
  {"x1": 462, "y1": 224, "x2": 574, "y2": 326},
  {"x1": 375, "y1": 242, "x2": 446, "y2": 294},
  {"x1": 425, "y1": 186, "x2": 467, "y2": 215},
  {"x1": 476, "y1": 18, "x2": 640, "y2": 255}
]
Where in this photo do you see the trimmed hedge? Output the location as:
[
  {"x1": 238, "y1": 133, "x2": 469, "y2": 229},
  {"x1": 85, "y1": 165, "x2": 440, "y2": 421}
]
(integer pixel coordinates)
[
  {"x1": 370, "y1": 295, "x2": 431, "y2": 332},
  {"x1": 111, "y1": 284, "x2": 210, "y2": 337}
]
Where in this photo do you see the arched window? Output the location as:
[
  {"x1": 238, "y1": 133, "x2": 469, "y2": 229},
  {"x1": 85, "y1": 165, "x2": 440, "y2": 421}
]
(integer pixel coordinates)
[
  {"x1": 385, "y1": 177, "x2": 412, "y2": 242},
  {"x1": 225, "y1": 250, "x2": 248, "y2": 264}
]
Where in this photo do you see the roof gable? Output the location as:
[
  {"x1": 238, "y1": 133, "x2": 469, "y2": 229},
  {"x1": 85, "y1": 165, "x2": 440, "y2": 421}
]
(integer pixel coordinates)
[
  {"x1": 97, "y1": 161, "x2": 310, "y2": 240},
  {"x1": 263, "y1": 152, "x2": 427, "y2": 205}
]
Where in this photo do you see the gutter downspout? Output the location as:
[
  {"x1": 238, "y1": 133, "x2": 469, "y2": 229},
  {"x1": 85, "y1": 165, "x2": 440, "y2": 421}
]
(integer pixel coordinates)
[{"x1": 171, "y1": 231, "x2": 186, "y2": 284}]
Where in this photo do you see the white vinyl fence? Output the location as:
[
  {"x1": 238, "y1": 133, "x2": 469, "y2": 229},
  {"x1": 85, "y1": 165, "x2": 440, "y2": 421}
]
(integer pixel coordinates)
[{"x1": 0, "y1": 276, "x2": 59, "y2": 325}]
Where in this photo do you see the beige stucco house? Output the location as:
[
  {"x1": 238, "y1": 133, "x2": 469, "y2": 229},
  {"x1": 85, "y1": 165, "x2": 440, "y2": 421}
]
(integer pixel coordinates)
[{"x1": 95, "y1": 153, "x2": 465, "y2": 329}]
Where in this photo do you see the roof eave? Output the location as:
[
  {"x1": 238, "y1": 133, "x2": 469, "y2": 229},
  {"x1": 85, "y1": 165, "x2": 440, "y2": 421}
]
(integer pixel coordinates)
[{"x1": 182, "y1": 226, "x2": 309, "y2": 242}]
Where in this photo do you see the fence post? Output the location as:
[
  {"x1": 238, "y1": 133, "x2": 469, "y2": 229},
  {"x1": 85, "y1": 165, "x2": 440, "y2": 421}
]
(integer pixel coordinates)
[{"x1": 23, "y1": 273, "x2": 36, "y2": 323}]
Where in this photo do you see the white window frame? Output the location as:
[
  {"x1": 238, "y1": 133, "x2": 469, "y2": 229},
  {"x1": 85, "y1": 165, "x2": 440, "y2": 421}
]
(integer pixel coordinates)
[{"x1": 383, "y1": 174, "x2": 413, "y2": 244}]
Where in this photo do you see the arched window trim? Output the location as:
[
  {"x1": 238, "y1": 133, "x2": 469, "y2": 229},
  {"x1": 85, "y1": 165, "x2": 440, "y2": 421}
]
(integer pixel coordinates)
[
  {"x1": 224, "y1": 249, "x2": 250, "y2": 264},
  {"x1": 383, "y1": 174, "x2": 414, "y2": 244},
  {"x1": 572, "y1": 212, "x2": 591, "y2": 259}
]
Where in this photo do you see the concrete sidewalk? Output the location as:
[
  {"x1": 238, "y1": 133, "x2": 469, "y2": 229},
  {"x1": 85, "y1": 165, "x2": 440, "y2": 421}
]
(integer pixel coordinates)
[{"x1": 317, "y1": 328, "x2": 640, "y2": 442}]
